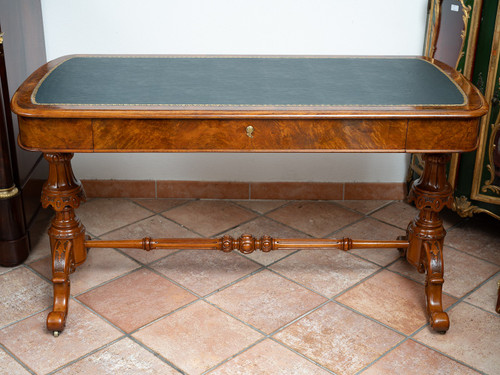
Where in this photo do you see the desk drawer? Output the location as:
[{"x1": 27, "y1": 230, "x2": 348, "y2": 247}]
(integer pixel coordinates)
[{"x1": 93, "y1": 118, "x2": 407, "y2": 152}]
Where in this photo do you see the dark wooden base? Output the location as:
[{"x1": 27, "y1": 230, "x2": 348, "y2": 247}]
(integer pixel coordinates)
[
  {"x1": 496, "y1": 280, "x2": 500, "y2": 314},
  {"x1": 0, "y1": 192, "x2": 29, "y2": 267},
  {"x1": 42, "y1": 152, "x2": 454, "y2": 336},
  {"x1": 0, "y1": 234, "x2": 29, "y2": 267}
]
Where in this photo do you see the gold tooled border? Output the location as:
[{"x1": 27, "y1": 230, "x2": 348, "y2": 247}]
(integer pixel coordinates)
[
  {"x1": 462, "y1": 0, "x2": 483, "y2": 78},
  {"x1": 471, "y1": 1, "x2": 500, "y2": 204},
  {"x1": 31, "y1": 55, "x2": 467, "y2": 108},
  {"x1": 448, "y1": 0, "x2": 483, "y2": 187}
]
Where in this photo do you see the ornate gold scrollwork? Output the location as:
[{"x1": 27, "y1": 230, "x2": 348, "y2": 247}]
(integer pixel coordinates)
[
  {"x1": 455, "y1": 0, "x2": 472, "y2": 72},
  {"x1": 481, "y1": 78, "x2": 500, "y2": 195},
  {"x1": 453, "y1": 196, "x2": 500, "y2": 219},
  {"x1": 481, "y1": 101, "x2": 500, "y2": 194}
]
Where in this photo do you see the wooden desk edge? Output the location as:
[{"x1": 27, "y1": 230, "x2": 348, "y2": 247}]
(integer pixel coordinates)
[{"x1": 11, "y1": 55, "x2": 488, "y2": 120}]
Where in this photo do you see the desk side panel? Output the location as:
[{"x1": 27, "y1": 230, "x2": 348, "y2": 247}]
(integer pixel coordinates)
[
  {"x1": 17, "y1": 117, "x2": 93, "y2": 151},
  {"x1": 93, "y1": 119, "x2": 407, "y2": 152},
  {"x1": 406, "y1": 118, "x2": 480, "y2": 152}
]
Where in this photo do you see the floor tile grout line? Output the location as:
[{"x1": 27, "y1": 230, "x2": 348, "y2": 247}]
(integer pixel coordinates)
[
  {"x1": 406, "y1": 336, "x2": 488, "y2": 375},
  {"x1": 90, "y1": 217, "x2": 203, "y2": 268},
  {"x1": 461, "y1": 299, "x2": 500, "y2": 318},
  {"x1": 263, "y1": 266, "x2": 341, "y2": 301},
  {"x1": 267, "y1": 337, "x2": 340, "y2": 375},
  {"x1": 379, "y1": 255, "x2": 498, "y2": 304},
  {"x1": 261, "y1": 265, "x2": 416, "y2": 340},
  {"x1": 0, "y1": 341, "x2": 37, "y2": 375},
  {"x1": 328, "y1": 199, "x2": 387, "y2": 217},
  {"x1": 230, "y1": 199, "x2": 290, "y2": 216},
  {"x1": 382, "y1": 267, "x2": 456, "y2": 300},
  {"x1": 329, "y1": 292, "x2": 414, "y2": 338},
  {"x1": 114, "y1": 246, "x2": 185, "y2": 267},
  {"x1": 143, "y1": 254, "x2": 266, "y2": 299},
  {"x1": 242, "y1": 214, "x2": 317, "y2": 239},
  {"x1": 120, "y1": 263, "x2": 339, "y2": 373},
  {"x1": 89, "y1": 212, "x2": 159, "y2": 238},
  {"x1": 204, "y1": 285, "x2": 406, "y2": 375},
  {"x1": 265, "y1": 200, "x2": 368, "y2": 239},
  {"x1": 204, "y1": 334, "x2": 339, "y2": 375},
  {"x1": 25, "y1": 238, "x2": 147, "y2": 299},
  {"x1": 158, "y1": 213, "x2": 221, "y2": 239},
  {"x1": 362, "y1": 214, "x2": 410, "y2": 232},
  {"x1": 2, "y1": 297, "x2": 133, "y2": 375},
  {"x1": 64, "y1": 297, "x2": 190, "y2": 374},
  {"x1": 442, "y1": 242, "x2": 500, "y2": 268},
  {"x1": 238, "y1": 248, "x2": 302, "y2": 268},
  {"x1": 199, "y1": 337, "x2": 268, "y2": 375},
  {"x1": 361, "y1": 199, "x2": 397, "y2": 215},
  {"x1": 23, "y1": 263, "x2": 53, "y2": 285},
  {"x1": 0, "y1": 267, "x2": 55, "y2": 331},
  {"x1": 0, "y1": 306, "x2": 51, "y2": 332},
  {"x1": 208, "y1": 216, "x2": 266, "y2": 239},
  {"x1": 199, "y1": 299, "x2": 338, "y2": 374},
  {"x1": 404, "y1": 302, "x2": 492, "y2": 374},
  {"x1": 159, "y1": 199, "x2": 262, "y2": 238},
  {"x1": 96, "y1": 211, "x2": 201, "y2": 240},
  {"x1": 126, "y1": 298, "x2": 203, "y2": 335},
  {"x1": 2, "y1": 291, "x2": 188, "y2": 375},
  {"x1": 321, "y1": 215, "x2": 372, "y2": 239},
  {"x1": 0, "y1": 264, "x2": 22, "y2": 276},
  {"x1": 204, "y1": 288, "x2": 325, "y2": 337},
  {"x1": 354, "y1": 330, "x2": 487, "y2": 375},
  {"x1": 72, "y1": 266, "x2": 145, "y2": 298},
  {"x1": 353, "y1": 337, "x2": 413, "y2": 375},
  {"x1": 127, "y1": 335, "x2": 186, "y2": 374},
  {"x1": 438, "y1": 271, "x2": 500, "y2": 319},
  {"x1": 85, "y1": 217, "x2": 209, "y2": 266},
  {"x1": 115, "y1": 264, "x2": 269, "y2": 335},
  {"x1": 71, "y1": 297, "x2": 129, "y2": 335},
  {"x1": 44, "y1": 336, "x2": 127, "y2": 375},
  {"x1": 129, "y1": 197, "x2": 195, "y2": 216},
  {"x1": 266, "y1": 299, "x2": 333, "y2": 336}
]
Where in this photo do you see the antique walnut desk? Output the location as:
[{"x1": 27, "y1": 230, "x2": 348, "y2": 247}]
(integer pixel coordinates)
[{"x1": 11, "y1": 55, "x2": 487, "y2": 336}]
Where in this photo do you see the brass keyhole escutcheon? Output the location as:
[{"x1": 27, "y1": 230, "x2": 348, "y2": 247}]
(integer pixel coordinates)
[{"x1": 246, "y1": 125, "x2": 254, "y2": 138}]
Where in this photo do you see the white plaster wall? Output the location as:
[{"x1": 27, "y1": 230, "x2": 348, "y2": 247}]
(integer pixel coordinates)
[{"x1": 40, "y1": 0, "x2": 428, "y2": 182}]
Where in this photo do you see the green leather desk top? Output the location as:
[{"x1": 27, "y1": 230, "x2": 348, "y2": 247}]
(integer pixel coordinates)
[{"x1": 32, "y1": 56, "x2": 466, "y2": 108}]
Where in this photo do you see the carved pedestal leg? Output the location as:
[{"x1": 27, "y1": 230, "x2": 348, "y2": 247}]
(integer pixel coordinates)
[
  {"x1": 42, "y1": 153, "x2": 86, "y2": 336},
  {"x1": 406, "y1": 154, "x2": 453, "y2": 333}
]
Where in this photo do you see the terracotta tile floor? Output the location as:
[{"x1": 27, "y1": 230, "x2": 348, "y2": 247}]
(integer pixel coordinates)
[{"x1": 0, "y1": 198, "x2": 499, "y2": 375}]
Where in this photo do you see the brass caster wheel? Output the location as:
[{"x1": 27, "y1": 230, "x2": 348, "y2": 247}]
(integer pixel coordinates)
[{"x1": 53, "y1": 331, "x2": 60, "y2": 337}]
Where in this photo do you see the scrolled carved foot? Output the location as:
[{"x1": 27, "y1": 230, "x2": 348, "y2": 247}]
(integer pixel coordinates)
[
  {"x1": 48, "y1": 239, "x2": 73, "y2": 336},
  {"x1": 47, "y1": 311, "x2": 67, "y2": 335},
  {"x1": 429, "y1": 311, "x2": 450, "y2": 333},
  {"x1": 423, "y1": 240, "x2": 449, "y2": 333}
]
